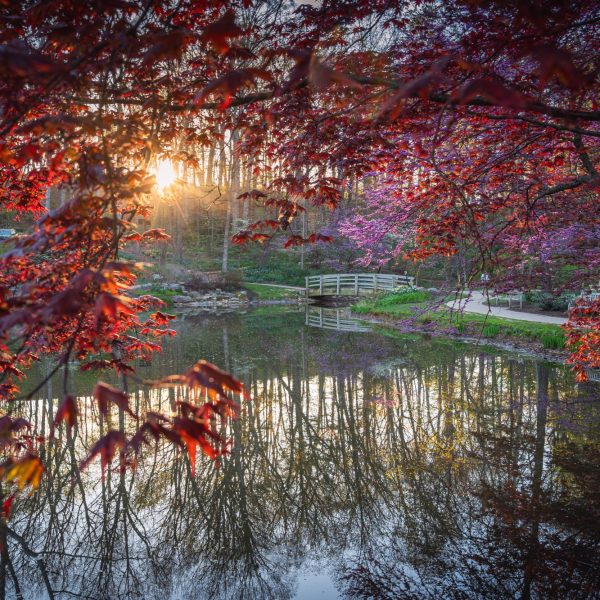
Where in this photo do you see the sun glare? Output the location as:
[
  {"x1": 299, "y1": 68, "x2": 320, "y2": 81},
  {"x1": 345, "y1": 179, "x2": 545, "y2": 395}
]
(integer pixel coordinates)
[{"x1": 155, "y1": 159, "x2": 177, "y2": 191}]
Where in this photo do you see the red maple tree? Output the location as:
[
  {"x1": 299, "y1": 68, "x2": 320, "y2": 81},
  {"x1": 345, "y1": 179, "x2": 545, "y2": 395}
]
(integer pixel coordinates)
[{"x1": 0, "y1": 1, "x2": 598, "y2": 500}]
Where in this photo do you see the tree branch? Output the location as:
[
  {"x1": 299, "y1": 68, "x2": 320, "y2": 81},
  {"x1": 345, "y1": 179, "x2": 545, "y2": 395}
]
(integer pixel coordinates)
[
  {"x1": 72, "y1": 75, "x2": 600, "y2": 123},
  {"x1": 573, "y1": 132, "x2": 600, "y2": 178}
]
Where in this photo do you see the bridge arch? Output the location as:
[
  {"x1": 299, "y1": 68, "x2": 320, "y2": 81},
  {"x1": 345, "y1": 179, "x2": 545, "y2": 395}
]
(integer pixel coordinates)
[{"x1": 305, "y1": 273, "x2": 415, "y2": 297}]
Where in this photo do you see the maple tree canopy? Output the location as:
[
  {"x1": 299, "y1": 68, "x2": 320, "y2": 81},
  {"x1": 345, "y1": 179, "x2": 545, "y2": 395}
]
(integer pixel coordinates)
[{"x1": 0, "y1": 1, "x2": 598, "y2": 497}]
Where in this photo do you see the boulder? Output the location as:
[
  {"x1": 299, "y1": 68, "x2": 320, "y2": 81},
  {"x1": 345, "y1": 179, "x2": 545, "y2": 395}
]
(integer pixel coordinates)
[{"x1": 172, "y1": 295, "x2": 193, "y2": 303}]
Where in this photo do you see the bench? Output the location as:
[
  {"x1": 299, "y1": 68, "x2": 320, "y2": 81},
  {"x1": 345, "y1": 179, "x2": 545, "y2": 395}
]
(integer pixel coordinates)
[{"x1": 489, "y1": 291, "x2": 523, "y2": 309}]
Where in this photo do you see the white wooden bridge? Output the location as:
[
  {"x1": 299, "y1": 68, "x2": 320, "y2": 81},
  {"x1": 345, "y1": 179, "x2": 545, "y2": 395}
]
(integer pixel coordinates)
[
  {"x1": 586, "y1": 368, "x2": 600, "y2": 383},
  {"x1": 305, "y1": 307, "x2": 371, "y2": 332},
  {"x1": 305, "y1": 273, "x2": 414, "y2": 297}
]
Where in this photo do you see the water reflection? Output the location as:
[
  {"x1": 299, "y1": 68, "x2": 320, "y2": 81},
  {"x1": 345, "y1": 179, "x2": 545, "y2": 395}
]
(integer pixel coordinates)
[
  {"x1": 6, "y1": 308, "x2": 600, "y2": 599},
  {"x1": 305, "y1": 306, "x2": 371, "y2": 333}
]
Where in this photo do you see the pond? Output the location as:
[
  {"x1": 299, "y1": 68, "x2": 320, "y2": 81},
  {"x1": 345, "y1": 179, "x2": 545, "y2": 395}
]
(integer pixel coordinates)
[{"x1": 8, "y1": 306, "x2": 600, "y2": 599}]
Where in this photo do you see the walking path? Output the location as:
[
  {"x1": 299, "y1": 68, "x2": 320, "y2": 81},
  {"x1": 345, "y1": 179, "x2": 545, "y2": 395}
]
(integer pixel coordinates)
[{"x1": 446, "y1": 291, "x2": 567, "y2": 325}]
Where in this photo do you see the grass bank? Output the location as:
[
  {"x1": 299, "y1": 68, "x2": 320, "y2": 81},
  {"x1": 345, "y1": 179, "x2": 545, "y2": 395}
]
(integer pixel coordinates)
[
  {"x1": 242, "y1": 282, "x2": 302, "y2": 301},
  {"x1": 352, "y1": 290, "x2": 566, "y2": 351}
]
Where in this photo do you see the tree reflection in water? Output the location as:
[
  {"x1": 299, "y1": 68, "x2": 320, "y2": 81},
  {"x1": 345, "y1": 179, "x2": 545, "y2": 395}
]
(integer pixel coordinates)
[{"x1": 5, "y1": 308, "x2": 600, "y2": 599}]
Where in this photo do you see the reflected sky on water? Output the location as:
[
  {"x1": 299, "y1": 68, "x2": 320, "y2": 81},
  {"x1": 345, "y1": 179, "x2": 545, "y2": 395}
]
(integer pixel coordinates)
[{"x1": 7, "y1": 306, "x2": 600, "y2": 600}]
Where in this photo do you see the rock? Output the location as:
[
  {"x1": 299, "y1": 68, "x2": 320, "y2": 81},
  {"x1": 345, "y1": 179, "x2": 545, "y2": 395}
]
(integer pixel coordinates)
[
  {"x1": 171, "y1": 286, "x2": 251, "y2": 309},
  {"x1": 152, "y1": 273, "x2": 163, "y2": 281},
  {"x1": 427, "y1": 287, "x2": 439, "y2": 293}
]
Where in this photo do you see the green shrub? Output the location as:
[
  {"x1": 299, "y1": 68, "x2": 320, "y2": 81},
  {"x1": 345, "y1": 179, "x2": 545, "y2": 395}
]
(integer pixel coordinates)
[
  {"x1": 351, "y1": 301, "x2": 372, "y2": 314},
  {"x1": 482, "y1": 324, "x2": 501, "y2": 338},
  {"x1": 525, "y1": 290, "x2": 574, "y2": 312},
  {"x1": 540, "y1": 330, "x2": 566, "y2": 349},
  {"x1": 375, "y1": 289, "x2": 431, "y2": 307}
]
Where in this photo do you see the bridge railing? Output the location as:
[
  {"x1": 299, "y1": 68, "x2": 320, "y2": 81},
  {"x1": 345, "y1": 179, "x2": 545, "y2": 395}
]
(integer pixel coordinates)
[
  {"x1": 305, "y1": 307, "x2": 371, "y2": 332},
  {"x1": 585, "y1": 368, "x2": 600, "y2": 383},
  {"x1": 305, "y1": 273, "x2": 415, "y2": 297}
]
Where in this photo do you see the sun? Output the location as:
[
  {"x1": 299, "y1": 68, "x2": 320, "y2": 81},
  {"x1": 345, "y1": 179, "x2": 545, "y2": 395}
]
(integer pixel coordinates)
[{"x1": 155, "y1": 159, "x2": 177, "y2": 191}]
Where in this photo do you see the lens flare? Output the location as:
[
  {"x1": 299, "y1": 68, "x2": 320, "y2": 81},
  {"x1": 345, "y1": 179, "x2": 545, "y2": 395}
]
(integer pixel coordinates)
[{"x1": 155, "y1": 160, "x2": 176, "y2": 191}]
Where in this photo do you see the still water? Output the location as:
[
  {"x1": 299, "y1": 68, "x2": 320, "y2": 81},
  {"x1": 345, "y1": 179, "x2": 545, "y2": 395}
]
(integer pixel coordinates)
[{"x1": 9, "y1": 307, "x2": 600, "y2": 599}]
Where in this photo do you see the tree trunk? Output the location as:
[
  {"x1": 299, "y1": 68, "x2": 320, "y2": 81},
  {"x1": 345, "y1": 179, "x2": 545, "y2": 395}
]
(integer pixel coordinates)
[
  {"x1": 206, "y1": 143, "x2": 215, "y2": 186},
  {"x1": 222, "y1": 196, "x2": 231, "y2": 273}
]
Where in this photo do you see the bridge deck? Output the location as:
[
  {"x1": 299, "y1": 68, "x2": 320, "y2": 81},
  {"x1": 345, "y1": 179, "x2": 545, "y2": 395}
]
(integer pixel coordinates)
[{"x1": 306, "y1": 273, "x2": 414, "y2": 297}]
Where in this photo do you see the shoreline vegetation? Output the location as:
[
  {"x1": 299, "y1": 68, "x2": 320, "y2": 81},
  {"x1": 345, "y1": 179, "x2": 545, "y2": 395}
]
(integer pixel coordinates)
[
  {"x1": 351, "y1": 289, "x2": 568, "y2": 362},
  {"x1": 140, "y1": 282, "x2": 569, "y2": 362}
]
